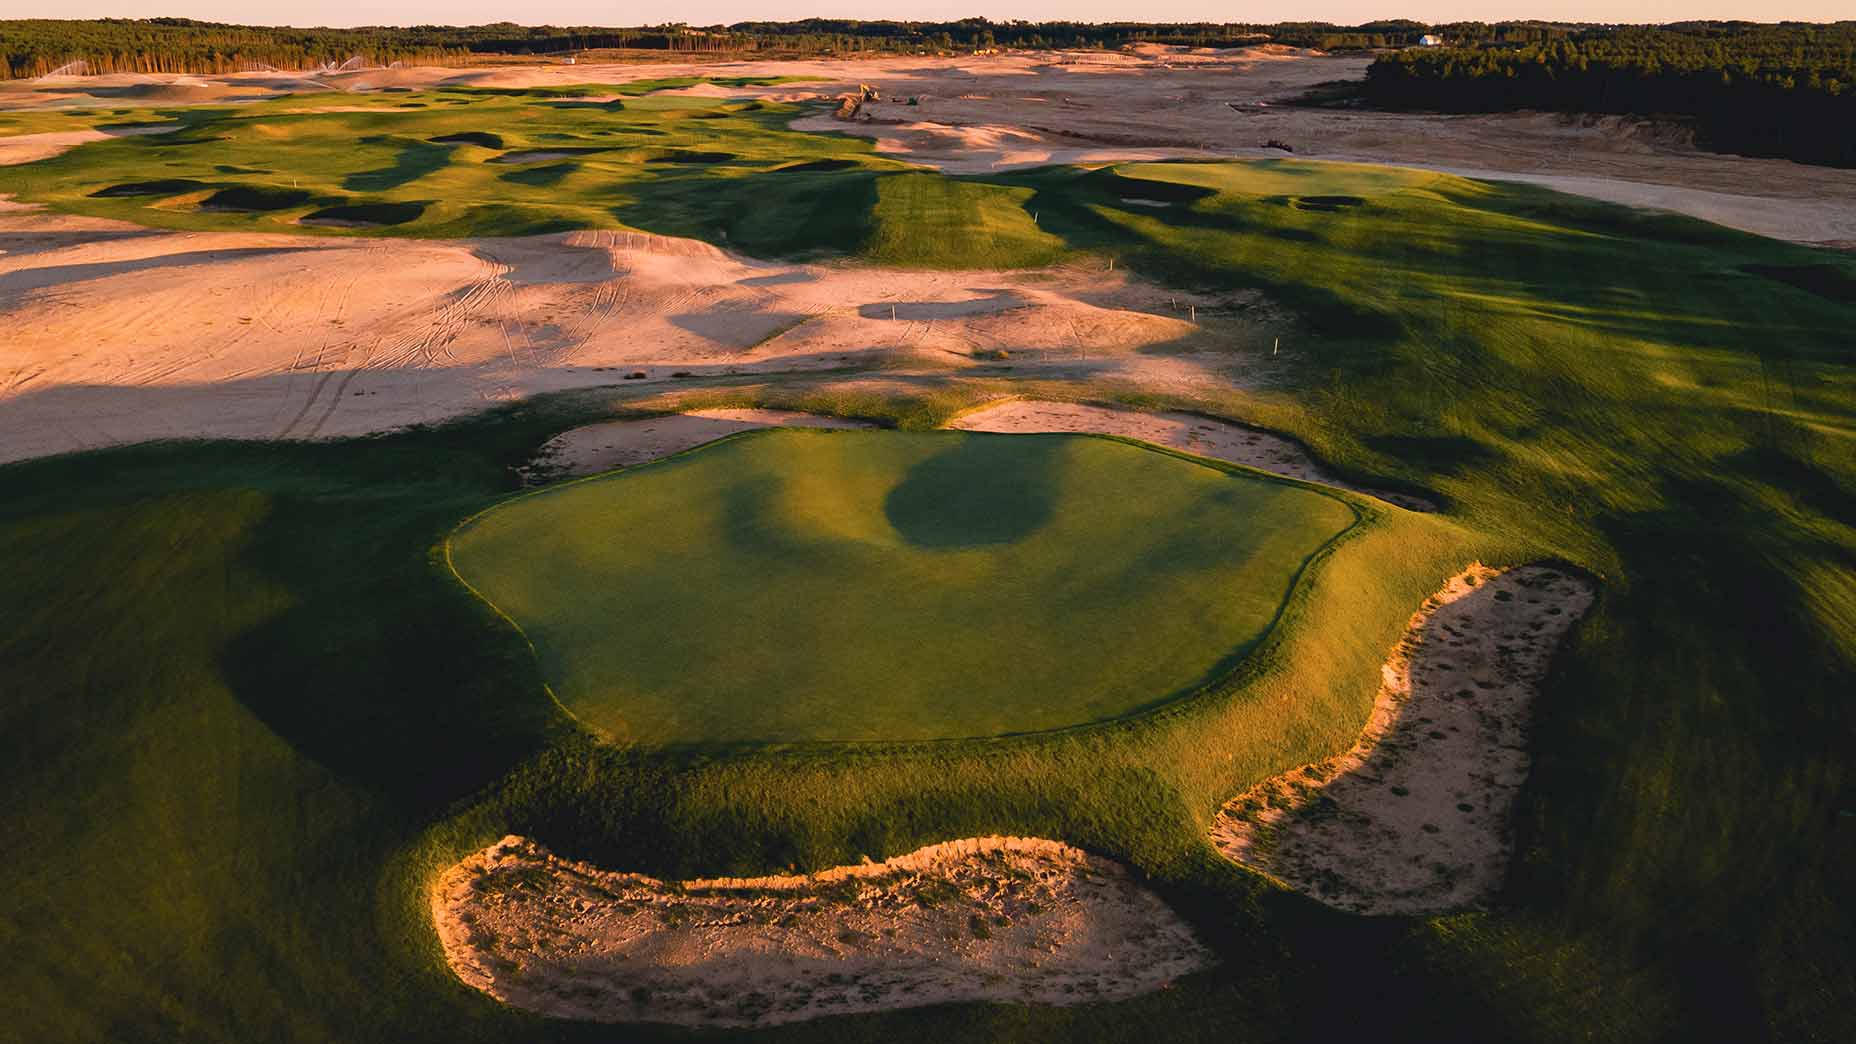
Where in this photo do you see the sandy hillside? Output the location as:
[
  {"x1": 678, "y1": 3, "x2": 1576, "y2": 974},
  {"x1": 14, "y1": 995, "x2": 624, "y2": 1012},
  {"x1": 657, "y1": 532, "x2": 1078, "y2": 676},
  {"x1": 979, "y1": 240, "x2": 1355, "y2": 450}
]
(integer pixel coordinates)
[
  {"x1": 0, "y1": 209, "x2": 1266, "y2": 464},
  {"x1": 432, "y1": 834, "x2": 1212, "y2": 1027},
  {"x1": 1213, "y1": 564, "x2": 1596, "y2": 915}
]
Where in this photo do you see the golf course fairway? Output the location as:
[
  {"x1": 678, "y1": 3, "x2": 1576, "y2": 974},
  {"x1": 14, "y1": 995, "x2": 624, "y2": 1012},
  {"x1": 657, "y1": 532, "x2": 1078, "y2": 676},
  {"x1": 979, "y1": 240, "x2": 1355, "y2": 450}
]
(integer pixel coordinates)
[{"x1": 447, "y1": 429, "x2": 1359, "y2": 744}]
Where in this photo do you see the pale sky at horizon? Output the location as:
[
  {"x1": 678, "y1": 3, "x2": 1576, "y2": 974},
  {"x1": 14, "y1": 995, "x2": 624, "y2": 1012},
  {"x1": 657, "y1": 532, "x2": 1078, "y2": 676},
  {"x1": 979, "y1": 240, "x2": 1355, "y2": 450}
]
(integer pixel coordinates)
[{"x1": 4, "y1": 2, "x2": 1851, "y2": 28}]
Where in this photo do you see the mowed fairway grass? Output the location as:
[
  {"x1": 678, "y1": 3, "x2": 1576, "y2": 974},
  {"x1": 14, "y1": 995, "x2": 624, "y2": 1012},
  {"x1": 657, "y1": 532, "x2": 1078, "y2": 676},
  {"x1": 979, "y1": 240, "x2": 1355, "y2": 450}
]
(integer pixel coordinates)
[{"x1": 448, "y1": 430, "x2": 1357, "y2": 744}]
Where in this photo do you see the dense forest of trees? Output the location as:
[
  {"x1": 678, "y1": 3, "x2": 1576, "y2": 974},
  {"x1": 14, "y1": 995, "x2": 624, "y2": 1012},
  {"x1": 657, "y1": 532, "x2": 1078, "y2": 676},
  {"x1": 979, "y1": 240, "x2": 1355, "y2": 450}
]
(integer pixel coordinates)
[
  {"x1": 0, "y1": 17, "x2": 1601, "y2": 79},
  {"x1": 1365, "y1": 23, "x2": 1856, "y2": 167},
  {"x1": 5, "y1": 17, "x2": 1852, "y2": 166}
]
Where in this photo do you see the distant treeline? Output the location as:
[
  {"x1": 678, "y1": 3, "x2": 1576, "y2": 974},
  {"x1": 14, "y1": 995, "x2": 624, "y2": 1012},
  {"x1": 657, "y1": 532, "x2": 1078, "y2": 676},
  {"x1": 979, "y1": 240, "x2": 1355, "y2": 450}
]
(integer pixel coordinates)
[
  {"x1": 0, "y1": 17, "x2": 1614, "y2": 80},
  {"x1": 1365, "y1": 23, "x2": 1856, "y2": 167}
]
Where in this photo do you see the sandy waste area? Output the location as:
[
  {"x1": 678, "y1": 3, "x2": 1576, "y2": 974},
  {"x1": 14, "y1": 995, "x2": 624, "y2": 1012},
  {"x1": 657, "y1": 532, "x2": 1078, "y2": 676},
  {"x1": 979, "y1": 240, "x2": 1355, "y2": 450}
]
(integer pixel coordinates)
[
  {"x1": 432, "y1": 834, "x2": 1211, "y2": 1027},
  {"x1": 0, "y1": 204, "x2": 1262, "y2": 465},
  {"x1": 1213, "y1": 564, "x2": 1596, "y2": 915},
  {"x1": 4, "y1": 46, "x2": 1851, "y2": 465}
]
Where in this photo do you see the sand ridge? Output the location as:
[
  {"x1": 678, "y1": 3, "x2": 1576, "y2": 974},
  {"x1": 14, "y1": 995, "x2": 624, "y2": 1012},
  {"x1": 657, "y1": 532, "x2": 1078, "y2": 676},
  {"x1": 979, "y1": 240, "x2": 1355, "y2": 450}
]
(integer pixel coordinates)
[
  {"x1": 1212, "y1": 564, "x2": 1596, "y2": 915},
  {"x1": 431, "y1": 834, "x2": 1213, "y2": 1027},
  {"x1": 948, "y1": 399, "x2": 1436, "y2": 510}
]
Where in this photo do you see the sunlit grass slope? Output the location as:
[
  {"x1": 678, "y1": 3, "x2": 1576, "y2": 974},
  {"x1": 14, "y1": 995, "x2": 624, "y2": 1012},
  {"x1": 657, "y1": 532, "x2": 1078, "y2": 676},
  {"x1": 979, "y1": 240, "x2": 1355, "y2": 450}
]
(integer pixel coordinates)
[
  {"x1": 0, "y1": 411, "x2": 1471, "y2": 1044},
  {"x1": 449, "y1": 430, "x2": 1357, "y2": 744},
  {"x1": 1, "y1": 128, "x2": 1853, "y2": 1042},
  {"x1": 0, "y1": 82, "x2": 1059, "y2": 264}
]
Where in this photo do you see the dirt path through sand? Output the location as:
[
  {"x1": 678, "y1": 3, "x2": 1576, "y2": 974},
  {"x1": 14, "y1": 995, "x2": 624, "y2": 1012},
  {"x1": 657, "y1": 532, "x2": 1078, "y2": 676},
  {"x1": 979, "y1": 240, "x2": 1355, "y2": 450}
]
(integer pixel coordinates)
[{"x1": 432, "y1": 834, "x2": 1211, "y2": 1027}]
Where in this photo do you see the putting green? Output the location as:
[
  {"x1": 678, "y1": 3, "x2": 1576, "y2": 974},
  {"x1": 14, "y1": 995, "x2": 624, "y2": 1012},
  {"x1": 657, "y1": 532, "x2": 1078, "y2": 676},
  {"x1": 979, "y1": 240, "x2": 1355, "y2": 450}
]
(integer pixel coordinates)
[{"x1": 447, "y1": 429, "x2": 1358, "y2": 744}]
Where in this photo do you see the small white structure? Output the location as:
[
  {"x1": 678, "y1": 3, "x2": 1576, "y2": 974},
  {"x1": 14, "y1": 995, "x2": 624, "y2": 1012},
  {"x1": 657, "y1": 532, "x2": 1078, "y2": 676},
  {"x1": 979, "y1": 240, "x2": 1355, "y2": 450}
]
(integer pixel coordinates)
[
  {"x1": 1418, "y1": 35, "x2": 1443, "y2": 47},
  {"x1": 563, "y1": 56, "x2": 576, "y2": 65}
]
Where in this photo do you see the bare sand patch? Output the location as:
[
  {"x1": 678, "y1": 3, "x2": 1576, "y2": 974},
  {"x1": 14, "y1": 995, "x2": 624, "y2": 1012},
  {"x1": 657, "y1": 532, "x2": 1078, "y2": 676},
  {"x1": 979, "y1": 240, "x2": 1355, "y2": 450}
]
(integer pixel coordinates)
[
  {"x1": 948, "y1": 399, "x2": 1435, "y2": 511},
  {"x1": 1212, "y1": 564, "x2": 1596, "y2": 915},
  {"x1": 432, "y1": 834, "x2": 1211, "y2": 1028},
  {"x1": 528, "y1": 408, "x2": 873, "y2": 480},
  {"x1": 0, "y1": 214, "x2": 1266, "y2": 464},
  {"x1": 0, "y1": 123, "x2": 178, "y2": 165}
]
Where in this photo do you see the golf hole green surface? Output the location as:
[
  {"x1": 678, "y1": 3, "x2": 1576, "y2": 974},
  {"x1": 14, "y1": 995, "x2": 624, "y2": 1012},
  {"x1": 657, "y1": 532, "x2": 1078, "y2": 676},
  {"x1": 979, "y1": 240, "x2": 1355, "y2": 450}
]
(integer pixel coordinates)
[{"x1": 448, "y1": 430, "x2": 1357, "y2": 744}]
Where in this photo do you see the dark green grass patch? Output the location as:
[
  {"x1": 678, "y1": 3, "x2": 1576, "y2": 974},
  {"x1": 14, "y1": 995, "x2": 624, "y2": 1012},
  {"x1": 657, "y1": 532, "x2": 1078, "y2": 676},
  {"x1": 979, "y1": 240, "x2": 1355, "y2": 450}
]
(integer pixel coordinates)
[
  {"x1": 428, "y1": 130, "x2": 503, "y2": 149},
  {"x1": 200, "y1": 184, "x2": 311, "y2": 211},
  {"x1": 88, "y1": 177, "x2": 209, "y2": 197},
  {"x1": 1741, "y1": 262, "x2": 1856, "y2": 304},
  {"x1": 775, "y1": 157, "x2": 861, "y2": 173},
  {"x1": 447, "y1": 430, "x2": 1358, "y2": 745},
  {"x1": 301, "y1": 201, "x2": 426, "y2": 226}
]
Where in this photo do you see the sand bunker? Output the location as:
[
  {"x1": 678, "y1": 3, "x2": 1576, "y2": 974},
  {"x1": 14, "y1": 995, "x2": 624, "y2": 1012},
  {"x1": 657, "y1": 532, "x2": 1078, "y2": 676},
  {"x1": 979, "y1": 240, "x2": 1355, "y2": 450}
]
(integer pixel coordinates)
[
  {"x1": 432, "y1": 834, "x2": 1212, "y2": 1028},
  {"x1": 948, "y1": 400, "x2": 1435, "y2": 511},
  {"x1": 528, "y1": 408, "x2": 873, "y2": 480},
  {"x1": 1212, "y1": 564, "x2": 1596, "y2": 915}
]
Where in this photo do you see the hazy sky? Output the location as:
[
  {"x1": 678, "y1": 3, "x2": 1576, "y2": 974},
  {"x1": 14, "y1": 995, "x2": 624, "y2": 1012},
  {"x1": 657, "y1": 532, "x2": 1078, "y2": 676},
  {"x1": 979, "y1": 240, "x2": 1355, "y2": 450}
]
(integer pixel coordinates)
[{"x1": 9, "y1": 2, "x2": 1851, "y2": 27}]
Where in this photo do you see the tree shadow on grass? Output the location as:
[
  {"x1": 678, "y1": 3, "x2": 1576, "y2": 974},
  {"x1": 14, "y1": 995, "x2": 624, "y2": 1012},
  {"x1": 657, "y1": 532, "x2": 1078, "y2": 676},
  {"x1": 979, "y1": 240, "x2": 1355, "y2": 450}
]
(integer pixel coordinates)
[{"x1": 883, "y1": 432, "x2": 1062, "y2": 548}]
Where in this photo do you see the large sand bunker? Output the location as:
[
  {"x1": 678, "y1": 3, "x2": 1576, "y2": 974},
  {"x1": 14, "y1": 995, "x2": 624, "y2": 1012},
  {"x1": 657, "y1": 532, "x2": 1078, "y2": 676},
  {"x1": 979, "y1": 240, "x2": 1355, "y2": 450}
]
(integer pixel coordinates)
[
  {"x1": 432, "y1": 835, "x2": 1212, "y2": 1027},
  {"x1": 949, "y1": 399, "x2": 1435, "y2": 511},
  {"x1": 1213, "y1": 564, "x2": 1596, "y2": 915}
]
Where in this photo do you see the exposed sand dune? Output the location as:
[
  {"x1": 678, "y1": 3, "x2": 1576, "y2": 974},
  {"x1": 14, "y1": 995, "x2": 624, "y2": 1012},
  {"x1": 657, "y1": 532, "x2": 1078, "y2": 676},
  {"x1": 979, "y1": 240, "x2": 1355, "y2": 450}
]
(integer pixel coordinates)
[
  {"x1": 948, "y1": 400, "x2": 1436, "y2": 511},
  {"x1": 1213, "y1": 564, "x2": 1596, "y2": 915},
  {"x1": 432, "y1": 834, "x2": 1212, "y2": 1028},
  {"x1": 0, "y1": 209, "x2": 1266, "y2": 464}
]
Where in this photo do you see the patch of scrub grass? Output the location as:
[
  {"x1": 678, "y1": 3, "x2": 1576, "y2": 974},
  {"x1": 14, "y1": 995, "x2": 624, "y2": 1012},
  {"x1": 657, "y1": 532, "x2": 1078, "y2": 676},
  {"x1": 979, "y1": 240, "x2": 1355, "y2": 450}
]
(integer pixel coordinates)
[{"x1": 447, "y1": 430, "x2": 1362, "y2": 744}]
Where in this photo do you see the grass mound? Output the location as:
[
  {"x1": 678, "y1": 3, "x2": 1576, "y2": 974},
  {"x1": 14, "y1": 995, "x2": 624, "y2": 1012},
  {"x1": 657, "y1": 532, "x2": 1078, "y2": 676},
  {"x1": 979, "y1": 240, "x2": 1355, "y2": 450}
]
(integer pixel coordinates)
[
  {"x1": 1741, "y1": 262, "x2": 1856, "y2": 303},
  {"x1": 774, "y1": 157, "x2": 861, "y2": 173},
  {"x1": 1292, "y1": 194, "x2": 1366, "y2": 212},
  {"x1": 447, "y1": 430, "x2": 1358, "y2": 745},
  {"x1": 647, "y1": 149, "x2": 734, "y2": 164},
  {"x1": 199, "y1": 185, "x2": 311, "y2": 211},
  {"x1": 88, "y1": 178, "x2": 208, "y2": 197},
  {"x1": 1091, "y1": 169, "x2": 1218, "y2": 204},
  {"x1": 300, "y1": 201, "x2": 426, "y2": 226},
  {"x1": 427, "y1": 131, "x2": 502, "y2": 149}
]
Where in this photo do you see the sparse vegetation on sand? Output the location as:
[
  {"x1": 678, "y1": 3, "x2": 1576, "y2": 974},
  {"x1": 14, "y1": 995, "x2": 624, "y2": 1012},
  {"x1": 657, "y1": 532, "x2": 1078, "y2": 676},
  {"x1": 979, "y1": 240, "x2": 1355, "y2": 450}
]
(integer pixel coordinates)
[{"x1": 1, "y1": 95, "x2": 1853, "y2": 1044}]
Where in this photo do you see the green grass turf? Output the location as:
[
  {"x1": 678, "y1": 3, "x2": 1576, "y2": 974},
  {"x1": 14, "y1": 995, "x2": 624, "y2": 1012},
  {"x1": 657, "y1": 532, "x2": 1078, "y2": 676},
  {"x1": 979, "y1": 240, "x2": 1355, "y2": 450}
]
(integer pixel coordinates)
[
  {"x1": 0, "y1": 85, "x2": 1068, "y2": 264},
  {"x1": 448, "y1": 430, "x2": 1358, "y2": 744},
  {"x1": 2, "y1": 127, "x2": 1854, "y2": 1041}
]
